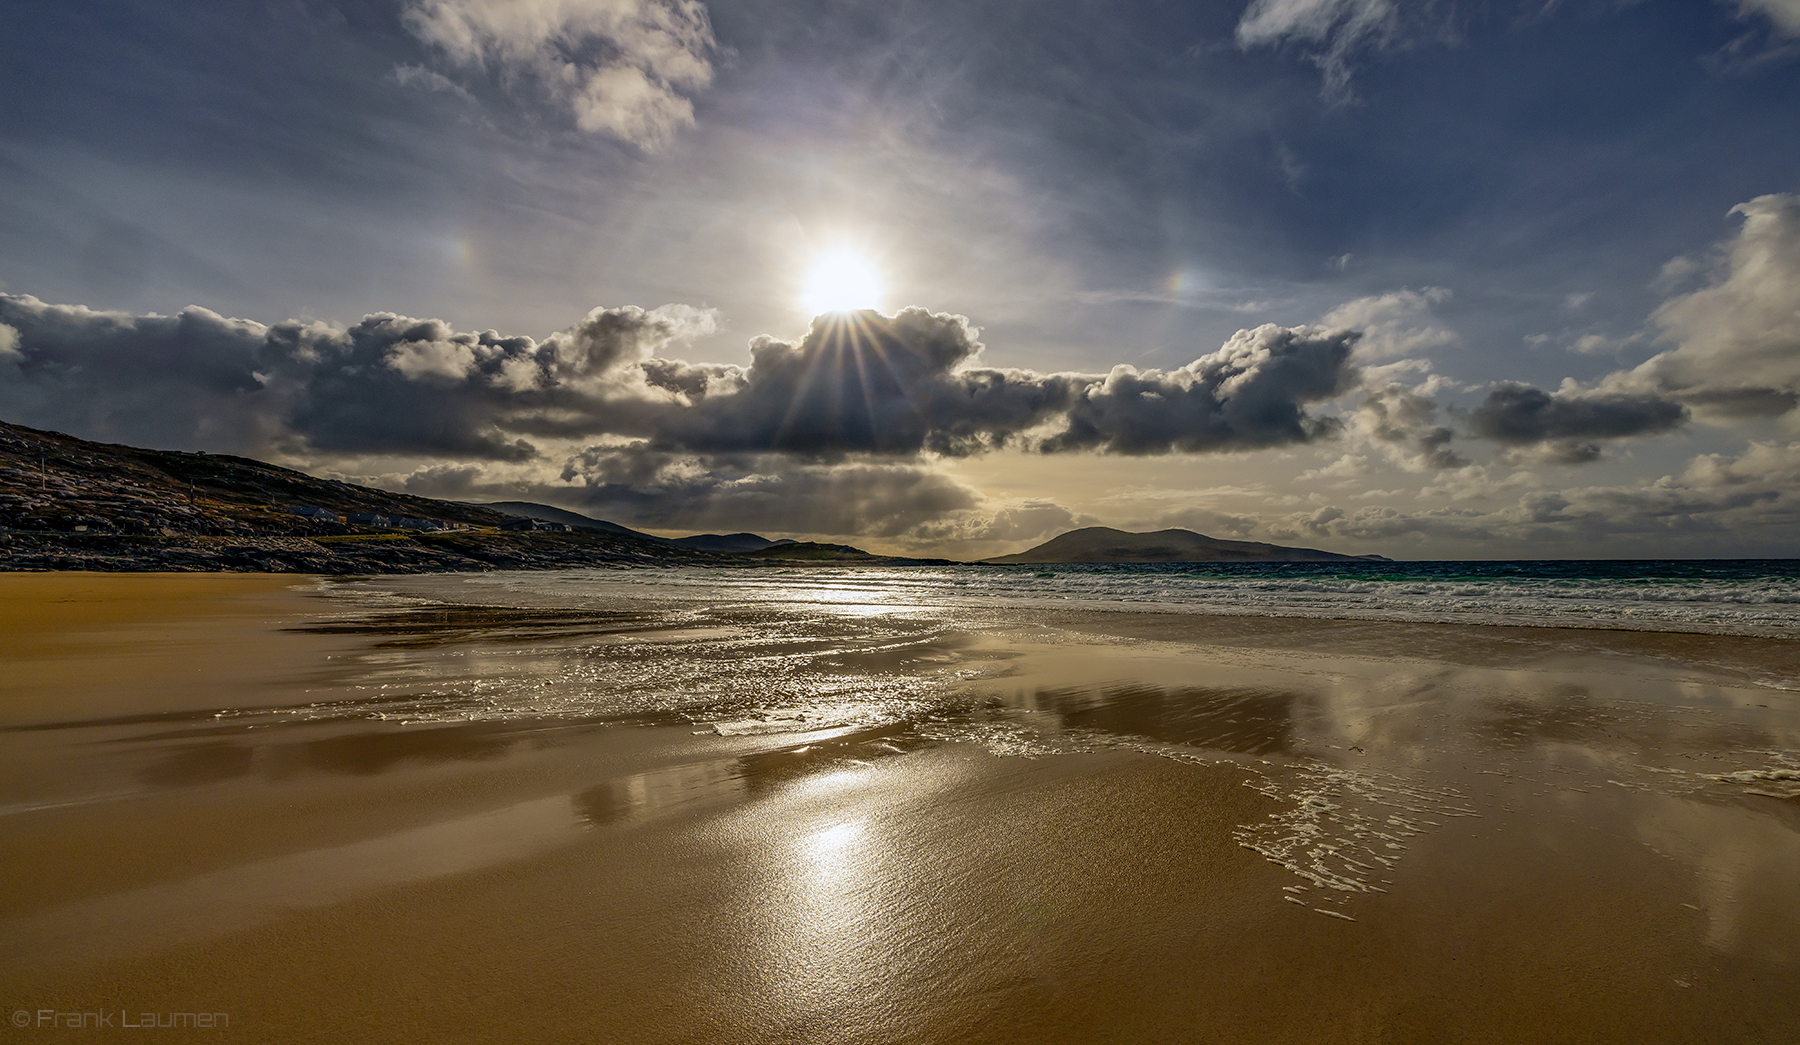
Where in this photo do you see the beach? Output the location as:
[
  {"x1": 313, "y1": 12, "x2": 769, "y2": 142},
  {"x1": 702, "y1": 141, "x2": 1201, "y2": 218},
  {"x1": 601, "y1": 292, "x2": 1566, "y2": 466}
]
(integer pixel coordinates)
[{"x1": 3, "y1": 569, "x2": 1798, "y2": 1043}]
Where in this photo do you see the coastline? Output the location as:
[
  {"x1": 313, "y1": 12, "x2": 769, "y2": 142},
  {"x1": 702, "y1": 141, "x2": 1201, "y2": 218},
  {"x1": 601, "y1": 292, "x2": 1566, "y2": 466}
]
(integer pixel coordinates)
[{"x1": 4, "y1": 570, "x2": 1798, "y2": 1042}]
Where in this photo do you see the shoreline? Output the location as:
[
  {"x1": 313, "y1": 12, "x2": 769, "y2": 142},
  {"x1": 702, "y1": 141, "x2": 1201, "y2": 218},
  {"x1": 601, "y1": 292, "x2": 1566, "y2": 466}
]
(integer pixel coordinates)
[{"x1": 4, "y1": 571, "x2": 1798, "y2": 1042}]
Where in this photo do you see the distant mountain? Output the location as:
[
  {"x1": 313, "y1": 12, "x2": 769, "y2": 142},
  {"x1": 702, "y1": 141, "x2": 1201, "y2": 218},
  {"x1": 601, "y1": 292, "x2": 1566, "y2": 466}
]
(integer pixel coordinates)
[
  {"x1": 469, "y1": 501, "x2": 665, "y2": 541},
  {"x1": 738, "y1": 541, "x2": 956, "y2": 565},
  {"x1": 470, "y1": 502, "x2": 799, "y2": 554},
  {"x1": 984, "y1": 527, "x2": 1388, "y2": 564},
  {"x1": 670, "y1": 533, "x2": 797, "y2": 553}
]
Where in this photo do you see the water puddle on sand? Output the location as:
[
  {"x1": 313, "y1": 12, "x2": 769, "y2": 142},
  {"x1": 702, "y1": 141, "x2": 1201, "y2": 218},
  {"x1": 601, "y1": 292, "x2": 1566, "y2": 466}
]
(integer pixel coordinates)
[{"x1": 934, "y1": 630, "x2": 1800, "y2": 923}]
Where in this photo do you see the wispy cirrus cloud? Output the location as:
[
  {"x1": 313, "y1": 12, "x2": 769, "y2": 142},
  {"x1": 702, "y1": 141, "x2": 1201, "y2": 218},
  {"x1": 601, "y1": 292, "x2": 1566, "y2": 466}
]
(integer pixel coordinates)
[{"x1": 1235, "y1": 0, "x2": 1413, "y2": 99}]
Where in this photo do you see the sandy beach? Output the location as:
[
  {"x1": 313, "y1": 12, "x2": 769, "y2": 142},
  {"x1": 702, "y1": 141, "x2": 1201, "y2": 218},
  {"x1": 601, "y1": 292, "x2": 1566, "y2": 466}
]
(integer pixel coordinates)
[{"x1": 3, "y1": 570, "x2": 1798, "y2": 1043}]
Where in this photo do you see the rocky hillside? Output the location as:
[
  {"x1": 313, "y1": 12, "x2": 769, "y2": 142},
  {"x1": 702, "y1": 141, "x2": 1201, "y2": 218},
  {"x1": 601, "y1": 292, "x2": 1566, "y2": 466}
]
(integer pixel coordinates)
[{"x1": 0, "y1": 421, "x2": 945, "y2": 573}]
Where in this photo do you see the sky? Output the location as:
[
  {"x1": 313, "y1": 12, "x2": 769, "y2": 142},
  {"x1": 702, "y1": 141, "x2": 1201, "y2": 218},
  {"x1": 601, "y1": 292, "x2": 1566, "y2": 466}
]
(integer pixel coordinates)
[{"x1": 2, "y1": 0, "x2": 1799, "y2": 559}]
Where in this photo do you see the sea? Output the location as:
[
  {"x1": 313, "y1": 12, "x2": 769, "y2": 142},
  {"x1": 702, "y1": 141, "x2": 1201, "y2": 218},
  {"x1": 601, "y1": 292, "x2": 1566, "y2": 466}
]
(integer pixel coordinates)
[{"x1": 435, "y1": 559, "x2": 1800, "y2": 639}]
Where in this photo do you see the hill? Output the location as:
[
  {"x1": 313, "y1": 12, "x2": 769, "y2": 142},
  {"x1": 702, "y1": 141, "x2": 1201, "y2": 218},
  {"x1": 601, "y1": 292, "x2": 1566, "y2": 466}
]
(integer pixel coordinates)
[
  {"x1": 983, "y1": 526, "x2": 1386, "y2": 564},
  {"x1": 470, "y1": 500, "x2": 659, "y2": 539},
  {"x1": 470, "y1": 501, "x2": 798, "y2": 553},
  {"x1": 0, "y1": 421, "x2": 932, "y2": 573},
  {"x1": 671, "y1": 533, "x2": 798, "y2": 553}
]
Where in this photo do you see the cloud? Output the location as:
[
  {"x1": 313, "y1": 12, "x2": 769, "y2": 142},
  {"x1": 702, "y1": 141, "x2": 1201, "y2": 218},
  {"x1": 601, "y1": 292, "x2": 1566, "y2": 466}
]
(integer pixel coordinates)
[
  {"x1": 0, "y1": 296, "x2": 1361, "y2": 466},
  {"x1": 1468, "y1": 382, "x2": 1688, "y2": 446},
  {"x1": 638, "y1": 309, "x2": 1069, "y2": 457},
  {"x1": 1320, "y1": 287, "x2": 1456, "y2": 360},
  {"x1": 1440, "y1": 194, "x2": 1797, "y2": 462},
  {"x1": 594, "y1": 310, "x2": 1361, "y2": 459},
  {"x1": 554, "y1": 450, "x2": 985, "y2": 537},
  {"x1": 1236, "y1": 0, "x2": 1411, "y2": 99},
  {"x1": 385, "y1": 444, "x2": 985, "y2": 538},
  {"x1": 0, "y1": 294, "x2": 713, "y2": 461},
  {"x1": 400, "y1": 0, "x2": 717, "y2": 149},
  {"x1": 1600, "y1": 193, "x2": 1800, "y2": 420},
  {"x1": 1273, "y1": 441, "x2": 1800, "y2": 551},
  {"x1": 1732, "y1": 0, "x2": 1800, "y2": 37},
  {"x1": 1355, "y1": 381, "x2": 1467, "y2": 470},
  {"x1": 390, "y1": 63, "x2": 474, "y2": 99},
  {"x1": 906, "y1": 498, "x2": 1099, "y2": 544},
  {"x1": 1040, "y1": 324, "x2": 1361, "y2": 454}
]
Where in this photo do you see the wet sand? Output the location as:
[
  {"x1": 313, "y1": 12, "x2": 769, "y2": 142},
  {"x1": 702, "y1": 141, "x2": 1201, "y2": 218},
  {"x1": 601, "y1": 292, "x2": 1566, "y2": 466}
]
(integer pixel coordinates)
[{"x1": 3, "y1": 571, "x2": 1798, "y2": 1042}]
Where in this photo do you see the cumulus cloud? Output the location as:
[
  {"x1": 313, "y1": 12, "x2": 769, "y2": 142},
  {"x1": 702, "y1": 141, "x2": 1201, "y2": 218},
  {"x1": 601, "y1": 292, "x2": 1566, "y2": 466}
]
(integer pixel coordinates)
[
  {"x1": 550, "y1": 449, "x2": 984, "y2": 537},
  {"x1": 591, "y1": 310, "x2": 1359, "y2": 458},
  {"x1": 1040, "y1": 324, "x2": 1361, "y2": 454},
  {"x1": 1265, "y1": 441, "x2": 1800, "y2": 552},
  {"x1": 1449, "y1": 195, "x2": 1797, "y2": 462},
  {"x1": 400, "y1": 0, "x2": 717, "y2": 148},
  {"x1": 0, "y1": 296, "x2": 1361, "y2": 468},
  {"x1": 0, "y1": 294, "x2": 715, "y2": 461},
  {"x1": 1468, "y1": 382, "x2": 1688, "y2": 456},
  {"x1": 1601, "y1": 193, "x2": 1800, "y2": 420},
  {"x1": 1355, "y1": 381, "x2": 1467, "y2": 470},
  {"x1": 390, "y1": 450, "x2": 982, "y2": 538}
]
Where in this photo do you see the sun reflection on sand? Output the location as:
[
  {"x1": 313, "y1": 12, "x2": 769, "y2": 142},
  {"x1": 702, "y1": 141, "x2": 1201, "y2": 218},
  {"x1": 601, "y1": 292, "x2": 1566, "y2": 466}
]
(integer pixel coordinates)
[{"x1": 805, "y1": 820, "x2": 867, "y2": 863}]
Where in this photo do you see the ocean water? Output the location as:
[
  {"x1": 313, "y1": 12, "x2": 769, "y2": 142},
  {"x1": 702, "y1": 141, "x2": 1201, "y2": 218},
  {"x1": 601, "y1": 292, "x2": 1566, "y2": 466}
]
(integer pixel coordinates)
[{"x1": 450, "y1": 559, "x2": 1800, "y2": 639}]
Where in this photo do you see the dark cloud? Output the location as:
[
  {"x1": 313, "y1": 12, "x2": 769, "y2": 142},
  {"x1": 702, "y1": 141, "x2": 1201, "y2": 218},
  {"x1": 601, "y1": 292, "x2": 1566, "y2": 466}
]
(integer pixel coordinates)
[
  {"x1": 643, "y1": 312, "x2": 1357, "y2": 458},
  {"x1": 1039, "y1": 324, "x2": 1361, "y2": 454},
  {"x1": 641, "y1": 309, "x2": 1072, "y2": 457},
  {"x1": 1467, "y1": 383, "x2": 1688, "y2": 447},
  {"x1": 1358, "y1": 382, "x2": 1466, "y2": 470},
  {"x1": 0, "y1": 294, "x2": 712, "y2": 460},
  {"x1": 397, "y1": 445, "x2": 985, "y2": 538},
  {"x1": 0, "y1": 296, "x2": 1360, "y2": 464}
]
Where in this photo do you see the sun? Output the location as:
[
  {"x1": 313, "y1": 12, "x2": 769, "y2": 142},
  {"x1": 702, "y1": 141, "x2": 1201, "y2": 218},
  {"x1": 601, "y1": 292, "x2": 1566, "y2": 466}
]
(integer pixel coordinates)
[{"x1": 800, "y1": 248, "x2": 884, "y2": 315}]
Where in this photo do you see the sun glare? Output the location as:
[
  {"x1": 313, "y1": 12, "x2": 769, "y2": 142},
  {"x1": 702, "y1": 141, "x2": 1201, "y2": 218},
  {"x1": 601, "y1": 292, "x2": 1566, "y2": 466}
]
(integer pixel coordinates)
[{"x1": 800, "y1": 248, "x2": 884, "y2": 315}]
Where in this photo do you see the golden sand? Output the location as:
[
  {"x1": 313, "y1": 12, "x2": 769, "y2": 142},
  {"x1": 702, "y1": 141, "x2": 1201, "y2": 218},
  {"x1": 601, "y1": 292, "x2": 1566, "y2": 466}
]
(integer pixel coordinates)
[{"x1": 2, "y1": 572, "x2": 1797, "y2": 1042}]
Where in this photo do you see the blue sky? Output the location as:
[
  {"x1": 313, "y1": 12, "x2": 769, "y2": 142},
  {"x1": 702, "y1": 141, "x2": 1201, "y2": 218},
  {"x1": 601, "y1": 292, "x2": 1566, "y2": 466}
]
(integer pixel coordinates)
[{"x1": 3, "y1": 0, "x2": 1799, "y2": 557}]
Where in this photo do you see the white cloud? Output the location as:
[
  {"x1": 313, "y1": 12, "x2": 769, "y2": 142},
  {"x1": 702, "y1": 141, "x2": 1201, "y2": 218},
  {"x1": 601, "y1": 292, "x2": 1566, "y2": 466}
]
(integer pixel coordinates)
[
  {"x1": 1601, "y1": 193, "x2": 1800, "y2": 420},
  {"x1": 1733, "y1": 0, "x2": 1800, "y2": 36},
  {"x1": 1569, "y1": 332, "x2": 1639, "y2": 355},
  {"x1": 1236, "y1": 0, "x2": 1406, "y2": 99},
  {"x1": 401, "y1": 0, "x2": 717, "y2": 149},
  {"x1": 1321, "y1": 286, "x2": 1456, "y2": 360},
  {"x1": 390, "y1": 63, "x2": 473, "y2": 99},
  {"x1": 1278, "y1": 441, "x2": 1800, "y2": 549},
  {"x1": 1297, "y1": 452, "x2": 1369, "y2": 481}
]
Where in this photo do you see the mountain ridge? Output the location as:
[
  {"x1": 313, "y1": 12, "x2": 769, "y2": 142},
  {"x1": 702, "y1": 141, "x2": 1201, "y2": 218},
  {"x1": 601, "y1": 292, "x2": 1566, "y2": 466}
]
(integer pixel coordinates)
[
  {"x1": 984, "y1": 526, "x2": 1387, "y2": 564},
  {"x1": 470, "y1": 501, "x2": 798, "y2": 553}
]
